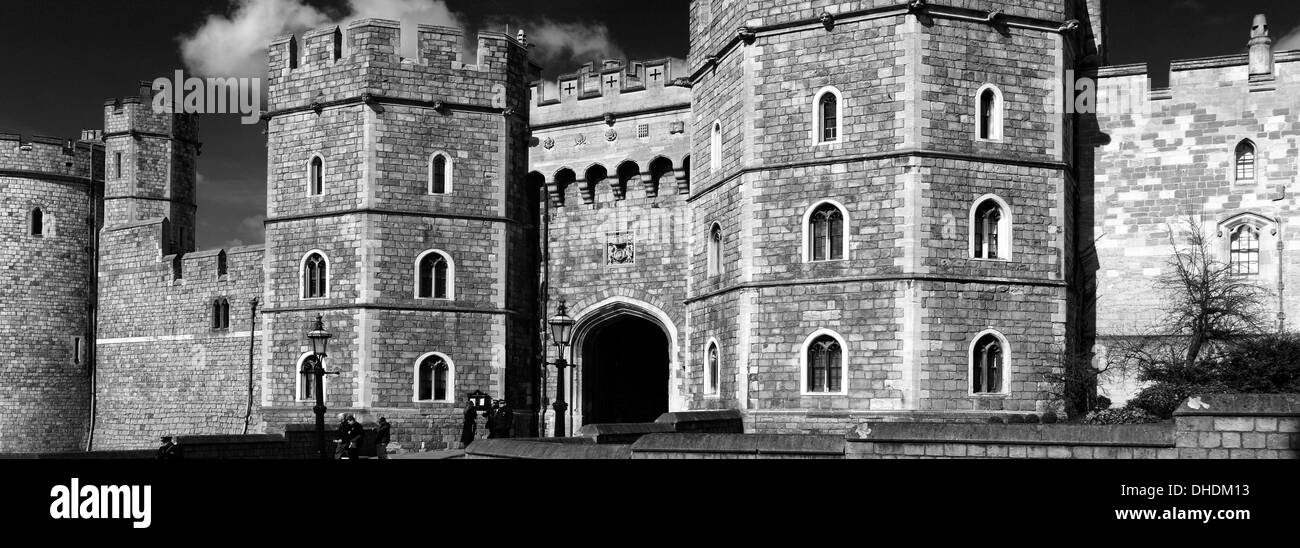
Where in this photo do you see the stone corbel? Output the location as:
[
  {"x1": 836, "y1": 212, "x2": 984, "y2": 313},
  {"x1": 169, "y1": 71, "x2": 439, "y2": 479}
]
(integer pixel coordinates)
[
  {"x1": 737, "y1": 26, "x2": 756, "y2": 44},
  {"x1": 820, "y1": 12, "x2": 835, "y2": 30},
  {"x1": 1059, "y1": 19, "x2": 1080, "y2": 33}
]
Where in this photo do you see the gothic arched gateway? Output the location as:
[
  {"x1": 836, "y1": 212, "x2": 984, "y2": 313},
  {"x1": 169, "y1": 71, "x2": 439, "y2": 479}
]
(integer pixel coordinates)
[{"x1": 568, "y1": 299, "x2": 678, "y2": 427}]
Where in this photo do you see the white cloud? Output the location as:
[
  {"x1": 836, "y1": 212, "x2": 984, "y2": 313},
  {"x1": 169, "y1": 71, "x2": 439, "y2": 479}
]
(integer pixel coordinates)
[
  {"x1": 1279, "y1": 26, "x2": 1300, "y2": 52},
  {"x1": 179, "y1": 0, "x2": 462, "y2": 78},
  {"x1": 524, "y1": 19, "x2": 627, "y2": 72}
]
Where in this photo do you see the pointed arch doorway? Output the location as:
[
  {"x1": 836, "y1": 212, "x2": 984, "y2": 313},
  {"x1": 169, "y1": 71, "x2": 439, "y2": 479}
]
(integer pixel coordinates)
[{"x1": 569, "y1": 298, "x2": 679, "y2": 427}]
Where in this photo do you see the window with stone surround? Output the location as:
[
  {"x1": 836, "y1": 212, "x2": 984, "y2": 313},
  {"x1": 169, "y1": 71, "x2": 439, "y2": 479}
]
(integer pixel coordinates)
[
  {"x1": 1235, "y1": 140, "x2": 1256, "y2": 182},
  {"x1": 429, "y1": 152, "x2": 452, "y2": 194},
  {"x1": 30, "y1": 207, "x2": 44, "y2": 237},
  {"x1": 803, "y1": 201, "x2": 847, "y2": 262},
  {"x1": 975, "y1": 84, "x2": 1004, "y2": 141},
  {"x1": 802, "y1": 330, "x2": 845, "y2": 395},
  {"x1": 813, "y1": 86, "x2": 842, "y2": 144},
  {"x1": 415, "y1": 352, "x2": 453, "y2": 402},
  {"x1": 707, "y1": 223, "x2": 723, "y2": 277},
  {"x1": 416, "y1": 250, "x2": 453, "y2": 300},
  {"x1": 301, "y1": 251, "x2": 329, "y2": 299},
  {"x1": 297, "y1": 352, "x2": 324, "y2": 403},
  {"x1": 308, "y1": 155, "x2": 324, "y2": 196},
  {"x1": 114, "y1": 152, "x2": 122, "y2": 179},
  {"x1": 211, "y1": 298, "x2": 230, "y2": 330},
  {"x1": 705, "y1": 339, "x2": 720, "y2": 396},
  {"x1": 970, "y1": 331, "x2": 1008, "y2": 395},
  {"x1": 710, "y1": 120, "x2": 722, "y2": 171},
  {"x1": 970, "y1": 195, "x2": 1012, "y2": 260},
  {"x1": 1230, "y1": 224, "x2": 1261, "y2": 276}
]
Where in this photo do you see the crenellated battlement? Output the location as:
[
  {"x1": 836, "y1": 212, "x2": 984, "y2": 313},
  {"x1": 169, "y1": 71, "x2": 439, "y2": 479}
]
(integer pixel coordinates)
[
  {"x1": 267, "y1": 19, "x2": 531, "y2": 114},
  {"x1": 0, "y1": 132, "x2": 100, "y2": 180},
  {"x1": 102, "y1": 81, "x2": 199, "y2": 142},
  {"x1": 1094, "y1": 50, "x2": 1300, "y2": 105},
  {"x1": 529, "y1": 59, "x2": 690, "y2": 126}
]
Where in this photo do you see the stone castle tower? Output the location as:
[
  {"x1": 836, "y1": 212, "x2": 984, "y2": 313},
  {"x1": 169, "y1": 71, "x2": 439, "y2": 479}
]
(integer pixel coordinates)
[
  {"x1": 679, "y1": 0, "x2": 1101, "y2": 430},
  {"x1": 258, "y1": 19, "x2": 537, "y2": 447},
  {"x1": 0, "y1": 131, "x2": 102, "y2": 452}
]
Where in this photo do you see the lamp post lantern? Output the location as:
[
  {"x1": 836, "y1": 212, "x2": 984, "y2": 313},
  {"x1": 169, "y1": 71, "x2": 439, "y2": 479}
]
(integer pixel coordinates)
[
  {"x1": 547, "y1": 299, "x2": 575, "y2": 437},
  {"x1": 303, "y1": 314, "x2": 339, "y2": 459}
]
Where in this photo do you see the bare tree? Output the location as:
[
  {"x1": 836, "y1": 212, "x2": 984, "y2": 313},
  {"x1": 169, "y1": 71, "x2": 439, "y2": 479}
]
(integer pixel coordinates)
[{"x1": 1156, "y1": 215, "x2": 1270, "y2": 368}]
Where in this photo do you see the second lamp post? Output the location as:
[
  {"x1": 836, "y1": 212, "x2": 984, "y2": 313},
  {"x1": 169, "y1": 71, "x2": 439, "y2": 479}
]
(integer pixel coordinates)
[{"x1": 547, "y1": 299, "x2": 575, "y2": 438}]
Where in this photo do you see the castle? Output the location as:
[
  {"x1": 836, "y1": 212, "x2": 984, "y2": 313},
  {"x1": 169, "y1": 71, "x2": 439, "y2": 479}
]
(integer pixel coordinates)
[{"x1": 2, "y1": 0, "x2": 1298, "y2": 453}]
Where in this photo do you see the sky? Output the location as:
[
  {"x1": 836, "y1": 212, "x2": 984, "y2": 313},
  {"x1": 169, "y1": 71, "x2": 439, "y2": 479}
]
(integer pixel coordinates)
[{"x1": 0, "y1": 0, "x2": 1296, "y2": 250}]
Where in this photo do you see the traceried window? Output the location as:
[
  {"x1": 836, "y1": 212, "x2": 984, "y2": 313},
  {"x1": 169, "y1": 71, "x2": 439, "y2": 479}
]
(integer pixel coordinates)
[
  {"x1": 1235, "y1": 140, "x2": 1256, "y2": 182},
  {"x1": 1230, "y1": 224, "x2": 1260, "y2": 276},
  {"x1": 972, "y1": 333, "x2": 1005, "y2": 394},
  {"x1": 706, "y1": 341, "x2": 720, "y2": 395},
  {"x1": 707, "y1": 223, "x2": 723, "y2": 277},
  {"x1": 298, "y1": 354, "x2": 322, "y2": 402},
  {"x1": 309, "y1": 156, "x2": 324, "y2": 196},
  {"x1": 303, "y1": 252, "x2": 328, "y2": 299},
  {"x1": 416, "y1": 354, "x2": 451, "y2": 402},
  {"x1": 973, "y1": 199, "x2": 1004, "y2": 259},
  {"x1": 211, "y1": 298, "x2": 230, "y2": 330},
  {"x1": 429, "y1": 153, "x2": 451, "y2": 194},
  {"x1": 807, "y1": 202, "x2": 845, "y2": 262},
  {"x1": 416, "y1": 251, "x2": 452, "y2": 299},
  {"x1": 806, "y1": 334, "x2": 843, "y2": 393}
]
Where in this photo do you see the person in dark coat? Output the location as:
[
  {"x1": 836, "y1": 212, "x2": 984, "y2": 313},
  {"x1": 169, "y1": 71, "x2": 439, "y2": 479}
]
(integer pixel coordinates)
[
  {"x1": 375, "y1": 417, "x2": 391, "y2": 460},
  {"x1": 460, "y1": 403, "x2": 478, "y2": 448},
  {"x1": 156, "y1": 436, "x2": 180, "y2": 460},
  {"x1": 337, "y1": 413, "x2": 364, "y2": 459},
  {"x1": 489, "y1": 401, "x2": 513, "y2": 439},
  {"x1": 333, "y1": 413, "x2": 349, "y2": 459}
]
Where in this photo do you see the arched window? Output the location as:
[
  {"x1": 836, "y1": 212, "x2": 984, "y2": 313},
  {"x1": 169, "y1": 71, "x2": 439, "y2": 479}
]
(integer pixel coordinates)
[
  {"x1": 813, "y1": 87, "x2": 842, "y2": 144},
  {"x1": 302, "y1": 251, "x2": 328, "y2": 299},
  {"x1": 1230, "y1": 224, "x2": 1260, "y2": 276},
  {"x1": 429, "y1": 152, "x2": 452, "y2": 194},
  {"x1": 1235, "y1": 140, "x2": 1256, "y2": 182},
  {"x1": 710, "y1": 120, "x2": 722, "y2": 171},
  {"x1": 707, "y1": 223, "x2": 723, "y2": 277},
  {"x1": 211, "y1": 298, "x2": 230, "y2": 330},
  {"x1": 415, "y1": 353, "x2": 453, "y2": 402},
  {"x1": 705, "y1": 340, "x2": 720, "y2": 395},
  {"x1": 802, "y1": 331, "x2": 845, "y2": 394},
  {"x1": 297, "y1": 353, "x2": 324, "y2": 402},
  {"x1": 30, "y1": 207, "x2": 44, "y2": 236},
  {"x1": 971, "y1": 331, "x2": 1007, "y2": 394},
  {"x1": 415, "y1": 250, "x2": 454, "y2": 300},
  {"x1": 308, "y1": 156, "x2": 324, "y2": 196},
  {"x1": 805, "y1": 201, "x2": 847, "y2": 262},
  {"x1": 971, "y1": 195, "x2": 1012, "y2": 260},
  {"x1": 976, "y1": 84, "x2": 1003, "y2": 141}
]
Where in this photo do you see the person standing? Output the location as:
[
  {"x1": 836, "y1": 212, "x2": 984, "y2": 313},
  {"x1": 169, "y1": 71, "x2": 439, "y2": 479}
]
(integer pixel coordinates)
[
  {"x1": 333, "y1": 413, "x2": 349, "y2": 459},
  {"x1": 340, "y1": 414, "x2": 365, "y2": 460},
  {"x1": 375, "y1": 417, "x2": 391, "y2": 460},
  {"x1": 460, "y1": 402, "x2": 477, "y2": 448}
]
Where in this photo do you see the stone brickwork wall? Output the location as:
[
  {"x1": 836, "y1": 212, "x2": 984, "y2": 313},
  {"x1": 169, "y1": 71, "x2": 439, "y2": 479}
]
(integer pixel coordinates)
[
  {"x1": 0, "y1": 135, "x2": 101, "y2": 452},
  {"x1": 1171, "y1": 393, "x2": 1299, "y2": 459},
  {"x1": 1085, "y1": 38, "x2": 1300, "y2": 403},
  {"x1": 260, "y1": 20, "x2": 535, "y2": 450},
  {"x1": 94, "y1": 219, "x2": 264, "y2": 449}
]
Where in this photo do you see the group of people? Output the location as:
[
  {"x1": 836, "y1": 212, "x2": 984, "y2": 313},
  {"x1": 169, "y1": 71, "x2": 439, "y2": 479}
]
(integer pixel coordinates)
[
  {"x1": 460, "y1": 399, "x2": 514, "y2": 448},
  {"x1": 333, "y1": 413, "x2": 391, "y2": 459}
]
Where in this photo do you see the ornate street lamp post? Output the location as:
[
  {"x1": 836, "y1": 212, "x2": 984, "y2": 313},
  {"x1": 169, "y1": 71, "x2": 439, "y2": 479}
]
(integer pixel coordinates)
[
  {"x1": 304, "y1": 314, "x2": 339, "y2": 459},
  {"x1": 547, "y1": 299, "x2": 575, "y2": 438}
]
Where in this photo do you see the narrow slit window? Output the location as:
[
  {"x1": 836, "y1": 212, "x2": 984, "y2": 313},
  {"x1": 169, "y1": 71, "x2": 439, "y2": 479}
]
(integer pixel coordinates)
[{"x1": 1235, "y1": 141, "x2": 1256, "y2": 182}]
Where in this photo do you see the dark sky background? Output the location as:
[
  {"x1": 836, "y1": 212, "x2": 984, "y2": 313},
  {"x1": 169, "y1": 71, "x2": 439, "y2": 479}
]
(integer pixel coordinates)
[{"x1": 0, "y1": 0, "x2": 1296, "y2": 250}]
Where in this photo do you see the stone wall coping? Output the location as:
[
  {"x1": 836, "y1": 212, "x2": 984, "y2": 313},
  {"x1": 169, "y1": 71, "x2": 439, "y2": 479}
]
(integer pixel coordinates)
[
  {"x1": 174, "y1": 434, "x2": 285, "y2": 445},
  {"x1": 631, "y1": 433, "x2": 845, "y2": 455},
  {"x1": 654, "y1": 409, "x2": 744, "y2": 424},
  {"x1": 1173, "y1": 394, "x2": 1300, "y2": 417},
  {"x1": 847, "y1": 422, "x2": 1174, "y2": 447},
  {"x1": 465, "y1": 439, "x2": 630, "y2": 459}
]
